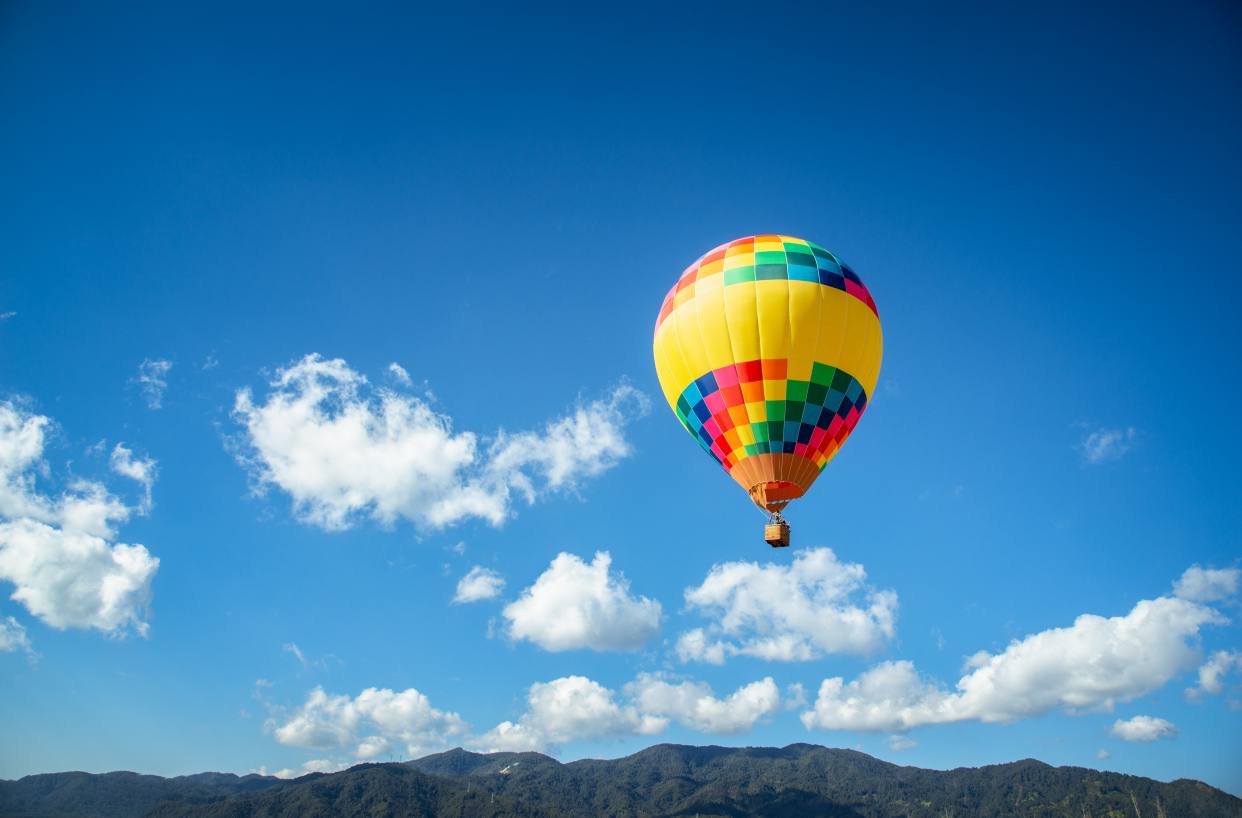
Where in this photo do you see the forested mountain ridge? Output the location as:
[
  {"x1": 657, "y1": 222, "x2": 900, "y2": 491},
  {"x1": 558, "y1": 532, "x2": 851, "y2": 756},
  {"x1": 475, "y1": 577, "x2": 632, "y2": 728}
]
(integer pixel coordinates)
[{"x1": 3, "y1": 743, "x2": 1239, "y2": 818}]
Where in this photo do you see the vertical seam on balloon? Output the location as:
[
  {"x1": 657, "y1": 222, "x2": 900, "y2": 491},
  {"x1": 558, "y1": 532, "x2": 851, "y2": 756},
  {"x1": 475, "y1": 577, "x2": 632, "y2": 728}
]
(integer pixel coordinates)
[
  {"x1": 715, "y1": 255, "x2": 740, "y2": 474},
  {"x1": 861, "y1": 313, "x2": 883, "y2": 401},
  {"x1": 847, "y1": 290, "x2": 870, "y2": 392},
  {"x1": 777, "y1": 244, "x2": 792, "y2": 485},
  {"x1": 792, "y1": 268, "x2": 825, "y2": 495}
]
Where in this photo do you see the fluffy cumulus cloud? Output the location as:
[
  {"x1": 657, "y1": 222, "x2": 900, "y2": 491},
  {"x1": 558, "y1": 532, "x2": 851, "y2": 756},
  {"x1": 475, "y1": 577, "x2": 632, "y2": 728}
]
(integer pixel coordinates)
[
  {"x1": 270, "y1": 672, "x2": 788, "y2": 763},
  {"x1": 801, "y1": 567, "x2": 1233, "y2": 733},
  {"x1": 1110, "y1": 715, "x2": 1179, "y2": 742},
  {"x1": 676, "y1": 548, "x2": 896, "y2": 664},
  {"x1": 475, "y1": 674, "x2": 782, "y2": 754},
  {"x1": 502, "y1": 551, "x2": 661, "y2": 652},
  {"x1": 133, "y1": 358, "x2": 172, "y2": 409},
  {"x1": 475, "y1": 676, "x2": 664, "y2": 753},
  {"x1": 624, "y1": 674, "x2": 781, "y2": 735},
  {"x1": 232, "y1": 355, "x2": 646, "y2": 531},
  {"x1": 270, "y1": 686, "x2": 470, "y2": 759},
  {"x1": 1172, "y1": 565, "x2": 1239, "y2": 603},
  {"x1": 453, "y1": 566, "x2": 505, "y2": 604},
  {"x1": 0, "y1": 402, "x2": 159, "y2": 637},
  {"x1": 1079, "y1": 426, "x2": 1136, "y2": 464}
]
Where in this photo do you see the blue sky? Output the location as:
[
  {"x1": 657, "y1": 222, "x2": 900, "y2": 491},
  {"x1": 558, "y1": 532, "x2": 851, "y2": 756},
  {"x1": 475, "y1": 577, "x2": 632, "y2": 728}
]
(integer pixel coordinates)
[{"x1": 2, "y1": 0, "x2": 1241, "y2": 797}]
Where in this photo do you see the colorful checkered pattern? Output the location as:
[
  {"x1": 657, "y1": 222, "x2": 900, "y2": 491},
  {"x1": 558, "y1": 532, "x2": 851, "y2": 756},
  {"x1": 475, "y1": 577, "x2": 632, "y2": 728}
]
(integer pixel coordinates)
[
  {"x1": 674, "y1": 359, "x2": 867, "y2": 472},
  {"x1": 652, "y1": 235, "x2": 883, "y2": 505}
]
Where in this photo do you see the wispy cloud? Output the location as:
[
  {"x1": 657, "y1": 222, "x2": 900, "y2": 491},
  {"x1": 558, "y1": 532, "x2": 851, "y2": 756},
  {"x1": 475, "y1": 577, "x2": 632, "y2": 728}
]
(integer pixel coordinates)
[
  {"x1": 133, "y1": 359, "x2": 173, "y2": 409},
  {"x1": 110, "y1": 444, "x2": 157, "y2": 514},
  {"x1": 1078, "y1": 426, "x2": 1137, "y2": 464},
  {"x1": 0, "y1": 615, "x2": 37, "y2": 660},
  {"x1": 387, "y1": 363, "x2": 412, "y2": 387},
  {"x1": 1185, "y1": 649, "x2": 1241, "y2": 703}
]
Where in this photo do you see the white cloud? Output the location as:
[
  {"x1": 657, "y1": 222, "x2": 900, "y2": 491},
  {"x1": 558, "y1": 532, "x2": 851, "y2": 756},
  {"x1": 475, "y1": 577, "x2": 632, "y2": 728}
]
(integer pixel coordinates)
[
  {"x1": 271, "y1": 671, "x2": 790, "y2": 762},
  {"x1": 110, "y1": 444, "x2": 157, "y2": 514},
  {"x1": 232, "y1": 355, "x2": 645, "y2": 532},
  {"x1": 1185, "y1": 649, "x2": 1240, "y2": 701},
  {"x1": 279, "y1": 759, "x2": 348, "y2": 776},
  {"x1": 885, "y1": 735, "x2": 917, "y2": 752},
  {"x1": 134, "y1": 359, "x2": 172, "y2": 409},
  {"x1": 284, "y1": 642, "x2": 308, "y2": 667},
  {"x1": 802, "y1": 580, "x2": 1230, "y2": 733},
  {"x1": 270, "y1": 685, "x2": 470, "y2": 759},
  {"x1": 502, "y1": 551, "x2": 661, "y2": 652},
  {"x1": 474, "y1": 676, "x2": 663, "y2": 754},
  {"x1": 676, "y1": 547, "x2": 896, "y2": 664},
  {"x1": 1110, "y1": 715, "x2": 1179, "y2": 742},
  {"x1": 453, "y1": 566, "x2": 505, "y2": 604},
  {"x1": 1079, "y1": 426, "x2": 1136, "y2": 464},
  {"x1": 0, "y1": 615, "x2": 35, "y2": 657},
  {"x1": 1096, "y1": 748, "x2": 1111, "y2": 760},
  {"x1": 1173, "y1": 564, "x2": 1239, "y2": 602},
  {"x1": 624, "y1": 674, "x2": 781, "y2": 735},
  {"x1": 0, "y1": 402, "x2": 159, "y2": 637},
  {"x1": 388, "y1": 363, "x2": 413, "y2": 386}
]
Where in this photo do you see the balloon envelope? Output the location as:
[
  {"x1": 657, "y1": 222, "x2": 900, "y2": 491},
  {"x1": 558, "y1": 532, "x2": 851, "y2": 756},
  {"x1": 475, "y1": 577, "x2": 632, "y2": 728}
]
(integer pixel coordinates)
[{"x1": 652, "y1": 235, "x2": 882, "y2": 512}]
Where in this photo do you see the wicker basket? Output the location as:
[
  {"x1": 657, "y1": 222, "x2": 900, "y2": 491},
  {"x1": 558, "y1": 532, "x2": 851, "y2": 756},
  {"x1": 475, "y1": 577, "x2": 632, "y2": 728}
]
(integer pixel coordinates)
[{"x1": 764, "y1": 523, "x2": 790, "y2": 548}]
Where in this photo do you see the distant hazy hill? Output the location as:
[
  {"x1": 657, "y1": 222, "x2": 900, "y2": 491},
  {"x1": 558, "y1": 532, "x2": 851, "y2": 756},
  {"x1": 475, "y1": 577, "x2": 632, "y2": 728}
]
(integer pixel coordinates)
[{"x1": 3, "y1": 743, "x2": 1240, "y2": 817}]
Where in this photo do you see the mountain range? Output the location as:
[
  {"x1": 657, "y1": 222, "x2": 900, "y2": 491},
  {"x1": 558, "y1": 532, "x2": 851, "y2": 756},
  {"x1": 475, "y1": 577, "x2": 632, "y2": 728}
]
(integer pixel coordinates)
[{"x1": 3, "y1": 743, "x2": 1239, "y2": 817}]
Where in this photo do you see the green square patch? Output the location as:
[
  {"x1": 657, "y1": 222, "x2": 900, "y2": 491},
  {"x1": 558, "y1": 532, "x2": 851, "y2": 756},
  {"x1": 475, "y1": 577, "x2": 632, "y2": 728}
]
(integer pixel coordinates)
[
  {"x1": 784, "y1": 400, "x2": 805, "y2": 421},
  {"x1": 767, "y1": 420, "x2": 785, "y2": 441},
  {"x1": 755, "y1": 264, "x2": 788, "y2": 281},
  {"x1": 806, "y1": 382, "x2": 829, "y2": 406},
  {"x1": 755, "y1": 250, "x2": 787, "y2": 265},
  {"x1": 811, "y1": 362, "x2": 837, "y2": 386},
  {"x1": 723, "y1": 266, "x2": 756, "y2": 286},
  {"x1": 765, "y1": 400, "x2": 785, "y2": 421},
  {"x1": 785, "y1": 251, "x2": 816, "y2": 268},
  {"x1": 785, "y1": 380, "x2": 809, "y2": 402},
  {"x1": 831, "y1": 369, "x2": 854, "y2": 393},
  {"x1": 752, "y1": 423, "x2": 769, "y2": 443}
]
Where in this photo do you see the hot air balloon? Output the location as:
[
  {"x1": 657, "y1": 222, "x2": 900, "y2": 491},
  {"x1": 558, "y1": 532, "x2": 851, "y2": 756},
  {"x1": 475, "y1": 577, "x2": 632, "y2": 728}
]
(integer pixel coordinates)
[{"x1": 652, "y1": 235, "x2": 882, "y2": 547}]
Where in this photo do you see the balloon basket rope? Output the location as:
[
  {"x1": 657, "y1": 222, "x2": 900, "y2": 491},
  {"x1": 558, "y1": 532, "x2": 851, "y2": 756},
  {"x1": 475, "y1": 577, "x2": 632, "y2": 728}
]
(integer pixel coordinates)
[{"x1": 764, "y1": 512, "x2": 791, "y2": 548}]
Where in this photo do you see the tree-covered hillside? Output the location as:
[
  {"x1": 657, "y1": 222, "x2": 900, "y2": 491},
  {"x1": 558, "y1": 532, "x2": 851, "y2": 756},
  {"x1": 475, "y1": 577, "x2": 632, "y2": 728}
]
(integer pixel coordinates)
[{"x1": 3, "y1": 744, "x2": 1239, "y2": 818}]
